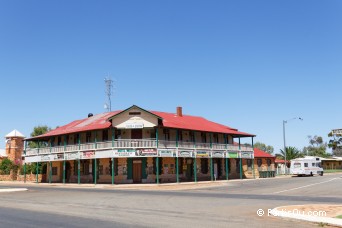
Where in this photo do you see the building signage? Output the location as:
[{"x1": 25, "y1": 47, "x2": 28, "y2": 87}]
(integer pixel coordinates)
[
  {"x1": 25, "y1": 156, "x2": 41, "y2": 163},
  {"x1": 41, "y1": 155, "x2": 52, "y2": 161},
  {"x1": 125, "y1": 122, "x2": 144, "y2": 129},
  {"x1": 80, "y1": 151, "x2": 95, "y2": 159},
  {"x1": 178, "y1": 150, "x2": 193, "y2": 157},
  {"x1": 240, "y1": 152, "x2": 253, "y2": 159},
  {"x1": 158, "y1": 149, "x2": 176, "y2": 157},
  {"x1": 332, "y1": 129, "x2": 342, "y2": 135},
  {"x1": 137, "y1": 148, "x2": 158, "y2": 157},
  {"x1": 114, "y1": 149, "x2": 136, "y2": 157},
  {"x1": 227, "y1": 152, "x2": 239, "y2": 158},
  {"x1": 95, "y1": 150, "x2": 114, "y2": 158},
  {"x1": 212, "y1": 151, "x2": 225, "y2": 158},
  {"x1": 53, "y1": 153, "x2": 64, "y2": 161},
  {"x1": 196, "y1": 151, "x2": 210, "y2": 157},
  {"x1": 65, "y1": 152, "x2": 79, "y2": 160}
]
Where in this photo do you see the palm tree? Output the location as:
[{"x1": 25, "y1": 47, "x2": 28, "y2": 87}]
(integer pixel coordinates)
[{"x1": 278, "y1": 146, "x2": 302, "y2": 160}]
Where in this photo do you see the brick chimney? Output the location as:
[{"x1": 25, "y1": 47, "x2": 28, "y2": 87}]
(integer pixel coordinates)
[{"x1": 176, "y1": 106, "x2": 183, "y2": 117}]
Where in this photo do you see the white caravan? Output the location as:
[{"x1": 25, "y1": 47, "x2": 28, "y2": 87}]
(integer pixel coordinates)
[{"x1": 290, "y1": 156, "x2": 324, "y2": 176}]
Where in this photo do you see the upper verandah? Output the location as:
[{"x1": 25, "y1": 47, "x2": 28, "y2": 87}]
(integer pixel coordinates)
[{"x1": 26, "y1": 105, "x2": 255, "y2": 141}]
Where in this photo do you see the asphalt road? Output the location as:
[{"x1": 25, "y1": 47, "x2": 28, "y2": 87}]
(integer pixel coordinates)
[{"x1": 0, "y1": 174, "x2": 341, "y2": 228}]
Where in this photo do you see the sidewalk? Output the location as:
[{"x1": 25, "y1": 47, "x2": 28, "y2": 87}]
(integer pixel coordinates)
[{"x1": 270, "y1": 204, "x2": 342, "y2": 227}]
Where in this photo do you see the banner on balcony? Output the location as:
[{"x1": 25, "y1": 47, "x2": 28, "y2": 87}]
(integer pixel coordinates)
[
  {"x1": 114, "y1": 149, "x2": 136, "y2": 157},
  {"x1": 65, "y1": 152, "x2": 80, "y2": 160},
  {"x1": 196, "y1": 151, "x2": 210, "y2": 158},
  {"x1": 158, "y1": 149, "x2": 176, "y2": 157},
  {"x1": 137, "y1": 148, "x2": 158, "y2": 157},
  {"x1": 52, "y1": 153, "x2": 64, "y2": 161},
  {"x1": 178, "y1": 150, "x2": 193, "y2": 157},
  {"x1": 96, "y1": 150, "x2": 115, "y2": 158},
  {"x1": 40, "y1": 155, "x2": 53, "y2": 162},
  {"x1": 80, "y1": 151, "x2": 95, "y2": 159},
  {"x1": 25, "y1": 156, "x2": 41, "y2": 163},
  {"x1": 212, "y1": 151, "x2": 225, "y2": 158},
  {"x1": 240, "y1": 152, "x2": 253, "y2": 159},
  {"x1": 227, "y1": 152, "x2": 239, "y2": 158}
]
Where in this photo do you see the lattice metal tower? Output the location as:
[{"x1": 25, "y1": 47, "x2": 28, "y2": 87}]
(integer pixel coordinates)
[{"x1": 104, "y1": 77, "x2": 114, "y2": 112}]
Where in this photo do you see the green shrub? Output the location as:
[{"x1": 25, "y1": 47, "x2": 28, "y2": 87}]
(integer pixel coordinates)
[{"x1": 0, "y1": 158, "x2": 13, "y2": 175}]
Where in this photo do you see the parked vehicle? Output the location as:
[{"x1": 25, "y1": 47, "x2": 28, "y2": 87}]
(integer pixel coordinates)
[{"x1": 290, "y1": 156, "x2": 324, "y2": 176}]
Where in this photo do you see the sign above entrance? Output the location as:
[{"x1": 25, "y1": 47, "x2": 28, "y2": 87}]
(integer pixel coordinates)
[
  {"x1": 227, "y1": 152, "x2": 239, "y2": 158},
  {"x1": 240, "y1": 151, "x2": 253, "y2": 159},
  {"x1": 196, "y1": 151, "x2": 210, "y2": 158},
  {"x1": 178, "y1": 150, "x2": 193, "y2": 157},
  {"x1": 158, "y1": 149, "x2": 176, "y2": 157},
  {"x1": 114, "y1": 149, "x2": 136, "y2": 157},
  {"x1": 125, "y1": 122, "x2": 144, "y2": 129},
  {"x1": 137, "y1": 148, "x2": 157, "y2": 157},
  {"x1": 80, "y1": 151, "x2": 95, "y2": 159},
  {"x1": 212, "y1": 151, "x2": 225, "y2": 158}
]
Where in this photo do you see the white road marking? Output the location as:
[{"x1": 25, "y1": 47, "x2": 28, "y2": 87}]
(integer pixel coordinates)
[
  {"x1": 273, "y1": 178, "x2": 339, "y2": 194},
  {"x1": 0, "y1": 188, "x2": 28, "y2": 193}
]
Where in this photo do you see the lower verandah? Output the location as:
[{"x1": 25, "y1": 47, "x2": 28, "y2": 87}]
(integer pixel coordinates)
[{"x1": 26, "y1": 157, "x2": 275, "y2": 184}]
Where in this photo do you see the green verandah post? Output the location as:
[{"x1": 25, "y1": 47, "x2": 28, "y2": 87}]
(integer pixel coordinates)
[
  {"x1": 36, "y1": 141, "x2": 39, "y2": 183},
  {"x1": 176, "y1": 129, "x2": 179, "y2": 183},
  {"x1": 49, "y1": 140, "x2": 52, "y2": 184},
  {"x1": 94, "y1": 131, "x2": 97, "y2": 185},
  {"x1": 252, "y1": 137, "x2": 255, "y2": 179},
  {"x1": 193, "y1": 131, "x2": 197, "y2": 183},
  {"x1": 111, "y1": 127, "x2": 115, "y2": 185},
  {"x1": 239, "y1": 137, "x2": 242, "y2": 180},
  {"x1": 78, "y1": 133, "x2": 81, "y2": 185},
  {"x1": 210, "y1": 133, "x2": 213, "y2": 181},
  {"x1": 63, "y1": 135, "x2": 66, "y2": 184},
  {"x1": 24, "y1": 140, "x2": 27, "y2": 183},
  {"x1": 225, "y1": 134, "x2": 228, "y2": 181},
  {"x1": 156, "y1": 128, "x2": 159, "y2": 184}
]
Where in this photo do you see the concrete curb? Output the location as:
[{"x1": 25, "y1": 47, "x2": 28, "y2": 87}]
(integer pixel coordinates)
[
  {"x1": 270, "y1": 205, "x2": 342, "y2": 227},
  {"x1": 0, "y1": 188, "x2": 28, "y2": 193}
]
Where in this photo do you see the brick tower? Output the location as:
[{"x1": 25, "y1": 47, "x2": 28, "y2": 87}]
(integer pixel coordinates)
[{"x1": 5, "y1": 129, "x2": 25, "y2": 165}]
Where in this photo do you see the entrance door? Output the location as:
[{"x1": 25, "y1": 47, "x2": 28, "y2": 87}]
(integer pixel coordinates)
[
  {"x1": 214, "y1": 163, "x2": 218, "y2": 180},
  {"x1": 186, "y1": 159, "x2": 193, "y2": 181},
  {"x1": 133, "y1": 160, "x2": 142, "y2": 183},
  {"x1": 131, "y1": 129, "x2": 143, "y2": 139}
]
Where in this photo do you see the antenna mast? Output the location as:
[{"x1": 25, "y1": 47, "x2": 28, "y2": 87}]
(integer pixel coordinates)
[{"x1": 104, "y1": 77, "x2": 114, "y2": 112}]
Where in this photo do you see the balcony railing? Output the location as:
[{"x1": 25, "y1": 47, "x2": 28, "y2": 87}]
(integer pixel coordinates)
[{"x1": 24, "y1": 139, "x2": 254, "y2": 156}]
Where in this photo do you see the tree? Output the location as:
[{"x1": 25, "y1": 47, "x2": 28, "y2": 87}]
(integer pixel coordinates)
[
  {"x1": 0, "y1": 158, "x2": 14, "y2": 175},
  {"x1": 328, "y1": 131, "x2": 342, "y2": 156},
  {"x1": 276, "y1": 146, "x2": 302, "y2": 160},
  {"x1": 254, "y1": 142, "x2": 274, "y2": 154},
  {"x1": 28, "y1": 125, "x2": 51, "y2": 148},
  {"x1": 303, "y1": 135, "x2": 328, "y2": 157}
]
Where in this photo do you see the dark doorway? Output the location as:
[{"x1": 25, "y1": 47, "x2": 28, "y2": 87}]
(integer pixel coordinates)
[
  {"x1": 65, "y1": 161, "x2": 71, "y2": 183},
  {"x1": 213, "y1": 159, "x2": 222, "y2": 179},
  {"x1": 186, "y1": 158, "x2": 193, "y2": 181},
  {"x1": 131, "y1": 129, "x2": 143, "y2": 139},
  {"x1": 133, "y1": 160, "x2": 142, "y2": 183}
]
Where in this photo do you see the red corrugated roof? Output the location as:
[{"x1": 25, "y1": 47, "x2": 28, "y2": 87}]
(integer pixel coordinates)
[
  {"x1": 28, "y1": 107, "x2": 254, "y2": 140},
  {"x1": 151, "y1": 111, "x2": 253, "y2": 136},
  {"x1": 253, "y1": 148, "x2": 275, "y2": 158},
  {"x1": 28, "y1": 111, "x2": 120, "y2": 139},
  {"x1": 275, "y1": 159, "x2": 289, "y2": 163}
]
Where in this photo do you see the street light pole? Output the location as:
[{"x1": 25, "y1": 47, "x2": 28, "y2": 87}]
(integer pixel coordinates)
[
  {"x1": 283, "y1": 117, "x2": 303, "y2": 175},
  {"x1": 283, "y1": 120, "x2": 287, "y2": 175}
]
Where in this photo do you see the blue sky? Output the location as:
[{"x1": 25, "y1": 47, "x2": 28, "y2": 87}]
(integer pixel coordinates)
[{"x1": 0, "y1": 1, "x2": 341, "y2": 153}]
